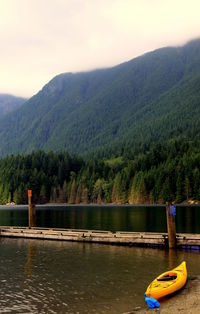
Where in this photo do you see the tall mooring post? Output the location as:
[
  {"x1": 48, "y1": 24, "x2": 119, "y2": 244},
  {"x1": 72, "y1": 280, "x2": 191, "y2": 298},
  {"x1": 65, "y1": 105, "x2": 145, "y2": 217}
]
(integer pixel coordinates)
[
  {"x1": 166, "y1": 202, "x2": 176, "y2": 249},
  {"x1": 28, "y1": 189, "x2": 36, "y2": 228}
]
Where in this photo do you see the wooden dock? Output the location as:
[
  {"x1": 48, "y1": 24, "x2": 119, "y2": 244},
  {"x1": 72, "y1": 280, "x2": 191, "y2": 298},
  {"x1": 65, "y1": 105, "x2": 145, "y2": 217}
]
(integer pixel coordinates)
[{"x1": 1, "y1": 226, "x2": 200, "y2": 249}]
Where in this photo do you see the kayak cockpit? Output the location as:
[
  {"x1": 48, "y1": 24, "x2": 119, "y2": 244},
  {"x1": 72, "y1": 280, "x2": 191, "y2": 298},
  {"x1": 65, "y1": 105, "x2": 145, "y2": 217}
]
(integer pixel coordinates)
[{"x1": 157, "y1": 272, "x2": 177, "y2": 281}]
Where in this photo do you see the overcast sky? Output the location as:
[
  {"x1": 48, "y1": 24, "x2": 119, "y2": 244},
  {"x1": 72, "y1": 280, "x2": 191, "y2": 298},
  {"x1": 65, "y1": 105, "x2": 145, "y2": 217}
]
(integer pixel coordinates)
[{"x1": 0, "y1": 0, "x2": 200, "y2": 97}]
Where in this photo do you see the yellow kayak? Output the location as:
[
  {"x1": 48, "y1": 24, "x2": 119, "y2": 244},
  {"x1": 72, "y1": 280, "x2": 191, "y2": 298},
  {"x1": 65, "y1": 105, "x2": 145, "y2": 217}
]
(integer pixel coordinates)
[{"x1": 145, "y1": 261, "x2": 187, "y2": 300}]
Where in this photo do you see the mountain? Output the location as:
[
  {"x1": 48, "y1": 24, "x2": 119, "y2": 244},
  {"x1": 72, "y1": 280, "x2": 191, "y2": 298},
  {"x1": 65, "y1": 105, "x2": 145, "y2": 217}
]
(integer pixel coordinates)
[
  {"x1": 0, "y1": 94, "x2": 27, "y2": 117},
  {"x1": 0, "y1": 39, "x2": 200, "y2": 157}
]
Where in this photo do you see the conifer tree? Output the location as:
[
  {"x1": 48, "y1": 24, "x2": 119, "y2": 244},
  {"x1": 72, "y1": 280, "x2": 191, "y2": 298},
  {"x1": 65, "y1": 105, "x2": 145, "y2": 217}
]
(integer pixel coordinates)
[
  {"x1": 40, "y1": 185, "x2": 47, "y2": 204},
  {"x1": 81, "y1": 187, "x2": 88, "y2": 203},
  {"x1": 75, "y1": 184, "x2": 82, "y2": 204},
  {"x1": 69, "y1": 179, "x2": 76, "y2": 204}
]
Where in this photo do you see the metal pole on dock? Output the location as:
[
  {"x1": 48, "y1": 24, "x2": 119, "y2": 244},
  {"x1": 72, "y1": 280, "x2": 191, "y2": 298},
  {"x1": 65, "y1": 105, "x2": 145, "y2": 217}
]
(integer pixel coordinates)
[
  {"x1": 28, "y1": 190, "x2": 36, "y2": 228},
  {"x1": 166, "y1": 202, "x2": 176, "y2": 249}
]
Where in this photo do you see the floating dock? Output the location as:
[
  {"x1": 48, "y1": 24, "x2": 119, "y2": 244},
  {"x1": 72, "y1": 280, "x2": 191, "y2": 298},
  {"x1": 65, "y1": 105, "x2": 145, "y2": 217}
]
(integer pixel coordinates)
[{"x1": 1, "y1": 226, "x2": 200, "y2": 249}]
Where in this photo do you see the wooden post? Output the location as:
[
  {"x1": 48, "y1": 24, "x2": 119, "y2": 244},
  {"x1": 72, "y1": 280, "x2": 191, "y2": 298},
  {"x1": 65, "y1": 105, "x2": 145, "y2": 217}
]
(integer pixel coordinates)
[
  {"x1": 166, "y1": 202, "x2": 176, "y2": 249},
  {"x1": 28, "y1": 190, "x2": 36, "y2": 228}
]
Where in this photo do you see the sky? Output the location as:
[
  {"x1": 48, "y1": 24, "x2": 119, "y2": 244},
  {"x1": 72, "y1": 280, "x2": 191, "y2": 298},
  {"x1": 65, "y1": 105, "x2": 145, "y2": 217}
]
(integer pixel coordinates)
[{"x1": 0, "y1": 0, "x2": 200, "y2": 97}]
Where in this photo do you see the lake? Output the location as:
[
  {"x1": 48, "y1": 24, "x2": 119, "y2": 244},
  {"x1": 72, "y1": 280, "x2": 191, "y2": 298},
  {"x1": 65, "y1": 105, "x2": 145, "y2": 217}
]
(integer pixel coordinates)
[
  {"x1": 0, "y1": 237, "x2": 200, "y2": 313},
  {"x1": 0, "y1": 205, "x2": 200, "y2": 313},
  {"x1": 0, "y1": 204, "x2": 200, "y2": 233}
]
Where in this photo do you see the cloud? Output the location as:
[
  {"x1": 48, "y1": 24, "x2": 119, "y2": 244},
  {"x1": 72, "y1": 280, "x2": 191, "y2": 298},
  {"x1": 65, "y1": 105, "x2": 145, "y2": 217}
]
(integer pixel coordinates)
[{"x1": 0, "y1": 0, "x2": 200, "y2": 97}]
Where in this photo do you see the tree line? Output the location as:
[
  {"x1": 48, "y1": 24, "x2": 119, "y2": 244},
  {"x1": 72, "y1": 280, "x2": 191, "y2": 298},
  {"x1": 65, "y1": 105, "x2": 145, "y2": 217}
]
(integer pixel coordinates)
[{"x1": 0, "y1": 136, "x2": 200, "y2": 205}]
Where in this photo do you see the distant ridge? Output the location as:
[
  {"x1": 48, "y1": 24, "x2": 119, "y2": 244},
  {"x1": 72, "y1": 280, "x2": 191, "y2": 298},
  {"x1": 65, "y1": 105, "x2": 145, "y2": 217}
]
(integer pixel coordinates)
[
  {"x1": 0, "y1": 94, "x2": 27, "y2": 117},
  {"x1": 0, "y1": 38, "x2": 200, "y2": 157}
]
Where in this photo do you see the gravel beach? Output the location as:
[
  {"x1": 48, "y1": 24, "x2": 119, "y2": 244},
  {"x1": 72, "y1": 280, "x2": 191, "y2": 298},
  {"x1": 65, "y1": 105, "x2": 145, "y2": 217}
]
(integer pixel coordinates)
[{"x1": 124, "y1": 276, "x2": 200, "y2": 314}]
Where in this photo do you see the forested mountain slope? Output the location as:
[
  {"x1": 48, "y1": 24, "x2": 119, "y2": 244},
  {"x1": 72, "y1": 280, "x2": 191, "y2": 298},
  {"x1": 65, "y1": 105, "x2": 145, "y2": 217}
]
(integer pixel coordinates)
[
  {"x1": 0, "y1": 94, "x2": 26, "y2": 117},
  {"x1": 0, "y1": 39, "x2": 200, "y2": 157}
]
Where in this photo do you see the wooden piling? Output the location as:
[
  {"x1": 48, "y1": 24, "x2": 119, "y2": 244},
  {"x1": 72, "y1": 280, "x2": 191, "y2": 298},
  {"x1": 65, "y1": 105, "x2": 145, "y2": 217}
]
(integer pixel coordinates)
[
  {"x1": 166, "y1": 202, "x2": 176, "y2": 249},
  {"x1": 28, "y1": 190, "x2": 36, "y2": 228}
]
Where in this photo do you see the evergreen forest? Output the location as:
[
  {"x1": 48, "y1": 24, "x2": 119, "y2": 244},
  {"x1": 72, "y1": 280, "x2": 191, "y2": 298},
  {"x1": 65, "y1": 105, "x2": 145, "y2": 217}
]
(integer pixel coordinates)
[{"x1": 1, "y1": 136, "x2": 200, "y2": 205}]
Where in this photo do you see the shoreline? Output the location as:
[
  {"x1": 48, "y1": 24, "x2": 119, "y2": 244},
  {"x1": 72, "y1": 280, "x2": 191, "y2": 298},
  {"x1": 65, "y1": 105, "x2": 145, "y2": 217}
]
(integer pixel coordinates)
[
  {"x1": 126, "y1": 276, "x2": 200, "y2": 314},
  {"x1": 1, "y1": 202, "x2": 200, "y2": 208}
]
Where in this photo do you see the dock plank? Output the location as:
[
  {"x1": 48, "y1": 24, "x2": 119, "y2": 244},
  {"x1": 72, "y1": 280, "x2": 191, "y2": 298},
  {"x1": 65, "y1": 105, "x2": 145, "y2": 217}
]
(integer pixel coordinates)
[{"x1": 0, "y1": 226, "x2": 200, "y2": 249}]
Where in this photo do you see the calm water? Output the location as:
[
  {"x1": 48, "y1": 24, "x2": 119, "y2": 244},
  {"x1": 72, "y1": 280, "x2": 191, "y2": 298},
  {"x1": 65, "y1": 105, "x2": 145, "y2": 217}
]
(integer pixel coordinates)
[
  {"x1": 0, "y1": 205, "x2": 200, "y2": 313},
  {"x1": 0, "y1": 205, "x2": 200, "y2": 233},
  {"x1": 1, "y1": 238, "x2": 200, "y2": 313}
]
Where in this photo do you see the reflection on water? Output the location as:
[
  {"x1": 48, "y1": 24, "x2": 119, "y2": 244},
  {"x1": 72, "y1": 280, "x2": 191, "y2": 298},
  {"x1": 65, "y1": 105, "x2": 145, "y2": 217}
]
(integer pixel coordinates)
[
  {"x1": 24, "y1": 242, "x2": 36, "y2": 279},
  {"x1": 0, "y1": 238, "x2": 200, "y2": 313},
  {"x1": 0, "y1": 205, "x2": 200, "y2": 233}
]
